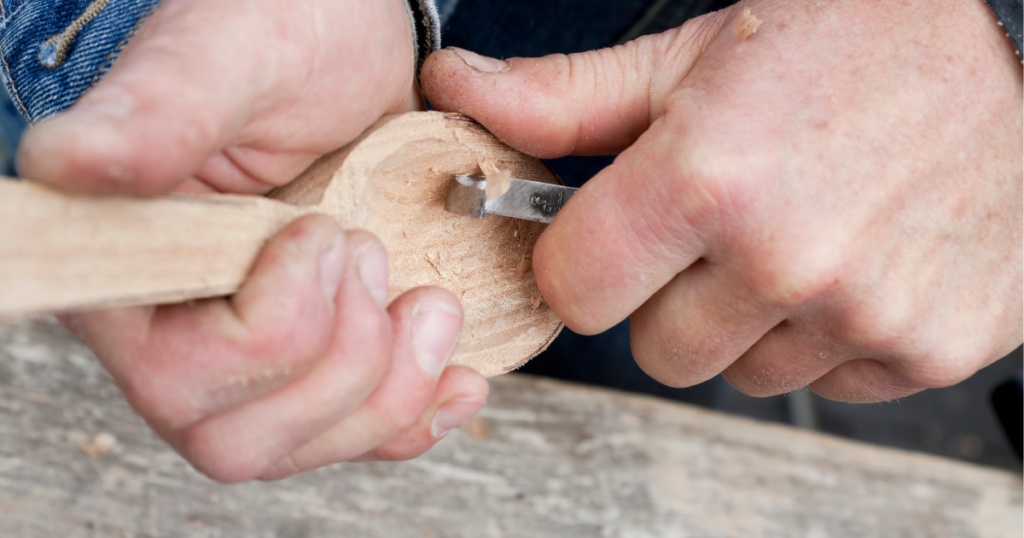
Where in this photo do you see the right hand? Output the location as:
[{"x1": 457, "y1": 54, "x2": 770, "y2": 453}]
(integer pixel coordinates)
[
  {"x1": 420, "y1": 0, "x2": 1022, "y2": 403},
  {"x1": 18, "y1": 0, "x2": 489, "y2": 482}
]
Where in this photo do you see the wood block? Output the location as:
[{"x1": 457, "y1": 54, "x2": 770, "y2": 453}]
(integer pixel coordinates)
[{"x1": 0, "y1": 112, "x2": 564, "y2": 376}]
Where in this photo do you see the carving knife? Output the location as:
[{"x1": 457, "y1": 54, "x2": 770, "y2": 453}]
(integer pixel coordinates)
[{"x1": 443, "y1": 175, "x2": 577, "y2": 224}]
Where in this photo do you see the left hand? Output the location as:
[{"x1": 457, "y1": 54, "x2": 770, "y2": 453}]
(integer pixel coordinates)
[
  {"x1": 16, "y1": 0, "x2": 489, "y2": 481},
  {"x1": 421, "y1": 0, "x2": 1023, "y2": 402}
]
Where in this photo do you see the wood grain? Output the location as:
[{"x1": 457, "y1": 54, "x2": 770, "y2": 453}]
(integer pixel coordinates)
[
  {"x1": 1, "y1": 317, "x2": 1020, "y2": 538},
  {"x1": 0, "y1": 112, "x2": 564, "y2": 376}
]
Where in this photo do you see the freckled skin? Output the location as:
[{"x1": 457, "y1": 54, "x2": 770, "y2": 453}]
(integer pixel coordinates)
[{"x1": 422, "y1": 0, "x2": 1023, "y2": 403}]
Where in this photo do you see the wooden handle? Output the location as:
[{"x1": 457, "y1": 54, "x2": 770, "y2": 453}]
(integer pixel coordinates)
[{"x1": 0, "y1": 180, "x2": 304, "y2": 316}]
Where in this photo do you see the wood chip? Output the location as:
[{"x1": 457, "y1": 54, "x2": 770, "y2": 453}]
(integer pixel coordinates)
[
  {"x1": 733, "y1": 8, "x2": 761, "y2": 41},
  {"x1": 515, "y1": 254, "x2": 532, "y2": 280},
  {"x1": 481, "y1": 159, "x2": 513, "y2": 201},
  {"x1": 460, "y1": 415, "x2": 491, "y2": 438},
  {"x1": 79, "y1": 431, "x2": 116, "y2": 457}
]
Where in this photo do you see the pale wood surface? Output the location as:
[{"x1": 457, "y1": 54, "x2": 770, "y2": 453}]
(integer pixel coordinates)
[
  {"x1": 0, "y1": 112, "x2": 563, "y2": 376},
  {"x1": 1, "y1": 318, "x2": 1020, "y2": 538},
  {"x1": 0, "y1": 182, "x2": 298, "y2": 314}
]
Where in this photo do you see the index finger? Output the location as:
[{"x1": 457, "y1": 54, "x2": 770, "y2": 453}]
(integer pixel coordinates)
[{"x1": 534, "y1": 118, "x2": 714, "y2": 334}]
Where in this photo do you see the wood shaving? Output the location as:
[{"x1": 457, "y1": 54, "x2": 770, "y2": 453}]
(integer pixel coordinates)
[
  {"x1": 426, "y1": 252, "x2": 446, "y2": 278},
  {"x1": 515, "y1": 254, "x2": 532, "y2": 280},
  {"x1": 531, "y1": 294, "x2": 544, "y2": 309},
  {"x1": 481, "y1": 159, "x2": 513, "y2": 201},
  {"x1": 733, "y1": 8, "x2": 761, "y2": 41},
  {"x1": 79, "y1": 431, "x2": 116, "y2": 457}
]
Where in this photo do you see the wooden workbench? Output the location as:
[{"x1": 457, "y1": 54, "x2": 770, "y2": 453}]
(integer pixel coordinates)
[{"x1": 1, "y1": 318, "x2": 1020, "y2": 537}]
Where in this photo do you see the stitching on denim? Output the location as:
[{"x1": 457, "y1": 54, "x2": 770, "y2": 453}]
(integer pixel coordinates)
[
  {"x1": 39, "y1": 0, "x2": 108, "y2": 69},
  {"x1": 0, "y1": 46, "x2": 30, "y2": 119},
  {"x1": 90, "y1": 4, "x2": 156, "y2": 87},
  {"x1": 0, "y1": 0, "x2": 7, "y2": 21}
]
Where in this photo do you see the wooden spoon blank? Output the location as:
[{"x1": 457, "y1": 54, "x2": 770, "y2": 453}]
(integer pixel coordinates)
[{"x1": 0, "y1": 112, "x2": 564, "y2": 376}]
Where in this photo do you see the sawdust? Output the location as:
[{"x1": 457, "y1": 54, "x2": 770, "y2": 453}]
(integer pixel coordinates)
[
  {"x1": 460, "y1": 415, "x2": 492, "y2": 438},
  {"x1": 514, "y1": 221, "x2": 534, "y2": 279},
  {"x1": 481, "y1": 159, "x2": 513, "y2": 201},
  {"x1": 515, "y1": 254, "x2": 532, "y2": 280},
  {"x1": 733, "y1": 8, "x2": 761, "y2": 41},
  {"x1": 426, "y1": 251, "x2": 462, "y2": 280},
  {"x1": 79, "y1": 431, "x2": 116, "y2": 457},
  {"x1": 426, "y1": 251, "x2": 446, "y2": 279}
]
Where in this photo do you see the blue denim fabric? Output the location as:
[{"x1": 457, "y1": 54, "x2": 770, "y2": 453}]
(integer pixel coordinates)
[{"x1": 0, "y1": 0, "x2": 161, "y2": 122}]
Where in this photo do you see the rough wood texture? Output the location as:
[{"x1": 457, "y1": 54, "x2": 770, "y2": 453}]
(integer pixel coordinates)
[
  {"x1": 1, "y1": 318, "x2": 1020, "y2": 538},
  {"x1": 0, "y1": 112, "x2": 563, "y2": 376}
]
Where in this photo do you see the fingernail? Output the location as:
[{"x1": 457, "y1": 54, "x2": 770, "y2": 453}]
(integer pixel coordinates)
[
  {"x1": 319, "y1": 233, "x2": 346, "y2": 304},
  {"x1": 431, "y1": 399, "x2": 485, "y2": 439},
  {"x1": 412, "y1": 301, "x2": 462, "y2": 378},
  {"x1": 356, "y1": 241, "x2": 389, "y2": 309},
  {"x1": 450, "y1": 47, "x2": 506, "y2": 73}
]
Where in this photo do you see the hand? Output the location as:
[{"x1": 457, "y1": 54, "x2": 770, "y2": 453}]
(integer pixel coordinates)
[
  {"x1": 421, "y1": 0, "x2": 1023, "y2": 402},
  {"x1": 18, "y1": 0, "x2": 488, "y2": 481}
]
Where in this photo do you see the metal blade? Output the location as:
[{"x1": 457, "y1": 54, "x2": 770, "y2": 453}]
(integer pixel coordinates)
[{"x1": 483, "y1": 178, "x2": 577, "y2": 224}]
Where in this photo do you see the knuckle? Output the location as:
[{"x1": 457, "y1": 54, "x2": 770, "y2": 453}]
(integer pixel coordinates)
[
  {"x1": 745, "y1": 243, "x2": 849, "y2": 309},
  {"x1": 660, "y1": 161, "x2": 729, "y2": 237},
  {"x1": 116, "y1": 366, "x2": 197, "y2": 431},
  {"x1": 378, "y1": 405, "x2": 421, "y2": 437},
  {"x1": 895, "y1": 352, "x2": 979, "y2": 390},
  {"x1": 723, "y1": 366, "x2": 797, "y2": 397},
  {"x1": 836, "y1": 294, "x2": 917, "y2": 352},
  {"x1": 240, "y1": 322, "x2": 327, "y2": 369},
  {"x1": 630, "y1": 321, "x2": 722, "y2": 388},
  {"x1": 257, "y1": 454, "x2": 302, "y2": 482},
  {"x1": 271, "y1": 214, "x2": 339, "y2": 259},
  {"x1": 180, "y1": 426, "x2": 265, "y2": 484},
  {"x1": 353, "y1": 305, "x2": 392, "y2": 348},
  {"x1": 330, "y1": 310, "x2": 393, "y2": 382}
]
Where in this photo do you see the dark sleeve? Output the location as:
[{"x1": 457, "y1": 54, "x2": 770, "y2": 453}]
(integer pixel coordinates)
[
  {"x1": 404, "y1": 0, "x2": 442, "y2": 73},
  {"x1": 981, "y1": 0, "x2": 1023, "y2": 63}
]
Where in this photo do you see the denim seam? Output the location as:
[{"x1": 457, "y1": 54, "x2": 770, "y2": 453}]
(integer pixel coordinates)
[
  {"x1": 0, "y1": 43, "x2": 29, "y2": 119},
  {"x1": 40, "y1": 0, "x2": 109, "y2": 68},
  {"x1": 89, "y1": 4, "x2": 157, "y2": 88},
  {"x1": 0, "y1": 0, "x2": 7, "y2": 21}
]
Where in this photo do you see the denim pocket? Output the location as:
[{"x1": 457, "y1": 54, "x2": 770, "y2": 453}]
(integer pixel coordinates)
[{"x1": 0, "y1": 0, "x2": 162, "y2": 121}]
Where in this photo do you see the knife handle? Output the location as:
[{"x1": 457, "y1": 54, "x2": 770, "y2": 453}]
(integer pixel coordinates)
[{"x1": 0, "y1": 179, "x2": 306, "y2": 317}]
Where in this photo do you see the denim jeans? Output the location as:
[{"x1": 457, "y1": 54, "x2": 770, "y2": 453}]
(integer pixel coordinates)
[{"x1": 0, "y1": 0, "x2": 733, "y2": 404}]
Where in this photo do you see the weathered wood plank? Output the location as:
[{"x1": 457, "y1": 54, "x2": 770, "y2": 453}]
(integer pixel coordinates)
[{"x1": 0, "y1": 317, "x2": 1020, "y2": 537}]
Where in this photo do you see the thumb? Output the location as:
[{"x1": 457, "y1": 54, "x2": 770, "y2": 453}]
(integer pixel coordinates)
[
  {"x1": 17, "y1": 0, "x2": 271, "y2": 195},
  {"x1": 419, "y1": 15, "x2": 723, "y2": 159}
]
